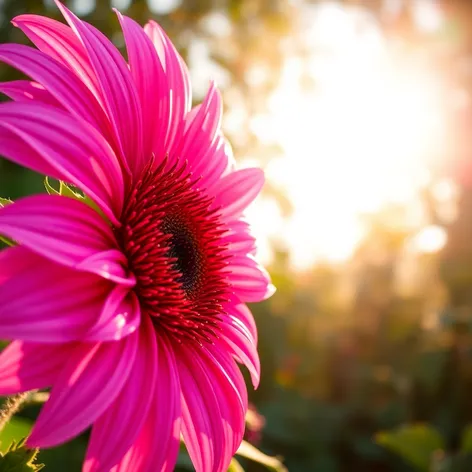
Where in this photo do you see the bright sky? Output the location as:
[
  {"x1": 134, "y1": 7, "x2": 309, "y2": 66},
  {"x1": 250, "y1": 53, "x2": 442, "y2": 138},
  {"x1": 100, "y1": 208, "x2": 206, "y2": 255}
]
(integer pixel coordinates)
[{"x1": 244, "y1": 1, "x2": 449, "y2": 270}]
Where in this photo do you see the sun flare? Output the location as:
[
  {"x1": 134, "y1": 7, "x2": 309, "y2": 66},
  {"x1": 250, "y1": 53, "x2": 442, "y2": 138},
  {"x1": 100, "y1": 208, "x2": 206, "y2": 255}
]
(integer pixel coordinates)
[{"x1": 245, "y1": 2, "x2": 447, "y2": 270}]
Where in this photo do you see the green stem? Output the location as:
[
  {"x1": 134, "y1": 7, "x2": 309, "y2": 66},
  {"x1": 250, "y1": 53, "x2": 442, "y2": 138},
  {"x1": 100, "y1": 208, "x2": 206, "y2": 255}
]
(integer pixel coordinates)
[{"x1": 0, "y1": 393, "x2": 30, "y2": 433}]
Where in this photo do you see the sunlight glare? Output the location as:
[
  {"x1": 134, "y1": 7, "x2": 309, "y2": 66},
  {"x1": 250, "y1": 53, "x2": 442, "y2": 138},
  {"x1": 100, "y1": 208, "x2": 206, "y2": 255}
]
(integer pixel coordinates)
[{"x1": 245, "y1": 3, "x2": 446, "y2": 270}]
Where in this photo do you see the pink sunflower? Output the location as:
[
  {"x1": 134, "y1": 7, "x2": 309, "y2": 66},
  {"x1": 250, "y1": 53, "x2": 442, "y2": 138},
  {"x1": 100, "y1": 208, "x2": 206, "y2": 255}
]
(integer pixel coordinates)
[{"x1": 0, "y1": 2, "x2": 274, "y2": 471}]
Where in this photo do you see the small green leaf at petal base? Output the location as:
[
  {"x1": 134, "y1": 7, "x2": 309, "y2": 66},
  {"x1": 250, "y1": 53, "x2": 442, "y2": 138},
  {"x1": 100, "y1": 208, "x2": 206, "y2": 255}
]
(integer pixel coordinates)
[
  {"x1": 0, "y1": 439, "x2": 44, "y2": 471},
  {"x1": 236, "y1": 440, "x2": 287, "y2": 472},
  {"x1": 375, "y1": 424, "x2": 444, "y2": 472},
  {"x1": 227, "y1": 458, "x2": 245, "y2": 472},
  {"x1": 0, "y1": 197, "x2": 14, "y2": 247}
]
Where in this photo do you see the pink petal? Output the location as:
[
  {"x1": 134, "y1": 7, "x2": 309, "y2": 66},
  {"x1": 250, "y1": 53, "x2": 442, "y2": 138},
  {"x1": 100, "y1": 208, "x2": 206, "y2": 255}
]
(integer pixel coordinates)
[
  {"x1": 13, "y1": 14, "x2": 101, "y2": 99},
  {"x1": 111, "y1": 335, "x2": 181, "y2": 472},
  {"x1": 0, "y1": 101, "x2": 124, "y2": 225},
  {"x1": 221, "y1": 219, "x2": 257, "y2": 255},
  {"x1": 226, "y1": 254, "x2": 274, "y2": 303},
  {"x1": 116, "y1": 11, "x2": 166, "y2": 172},
  {"x1": 178, "y1": 344, "x2": 245, "y2": 472},
  {"x1": 0, "y1": 254, "x2": 115, "y2": 343},
  {"x1": 0, "y1": 44, "x2": 111, "y2": 141},
  {"x1": 0, "y1": 245, "x2": 42, "y2": 284},
  {"x1": 0, "y1": 80, "x2": 61, "y2": 106},
  {"x1": 177, "y1": 83, "x2": 222, "y2": 175},
  {"x1": 196, "y1": 136, "x2": 233, "y2": 191},
  {"x1": 85, "y1": 287, "x2": 140, "y2": 342},
  {"x1": 0, "y1": 341, "x2": 72, "y2": 395},
  {"x1": 225, "y1": 296, "x2": 258, "y2": 345},
  {"x1": 144, "y1": 20, "x2": 192, "y2": 158},
  {"x1": 27, "y1": 332, "x2": 138, "y2": 448},
  {"x1": 212, "y1": 168, "x2": 265, "y2": 220},
  {"x1": 84, "y1": 317, "x2": 156, "y2": 471},
  {"x1": 56, "y1": 1, "x2": 143, "y2": 177},
  {"x1": 0, "y1": 194, "x2": 132, "y2": 285},
  {"x1": 219, "y1": 313, "x2": 261, "y2": 388}
]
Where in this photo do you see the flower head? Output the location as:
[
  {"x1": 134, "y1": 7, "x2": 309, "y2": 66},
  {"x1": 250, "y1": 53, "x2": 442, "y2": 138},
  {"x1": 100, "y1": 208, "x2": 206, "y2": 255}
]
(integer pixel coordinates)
[{"x1": 0, "y1": 2, "x2": 274, "y2": 471}]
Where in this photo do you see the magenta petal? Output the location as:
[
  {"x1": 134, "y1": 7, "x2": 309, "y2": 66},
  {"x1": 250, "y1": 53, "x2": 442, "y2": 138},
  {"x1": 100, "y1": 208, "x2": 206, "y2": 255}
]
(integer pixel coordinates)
[
  {"x1": 177, "y1": 83, "x2": 222, "y2": 174},
  {"x1": 0, "y1": 255, "x2": 115, "y2": 343},
  {"x1": 111, "y1": 335, "x2": 181, "y2": 472},
  {"x1": 226, "y1": 255, "x2": 274, "y2": 303},
  {"x1": 84, "y1": 317, "x2": 156, "y2": 471},
  {"x1": 0, "y1": 44, "x2": 111, "y2": 142},
  {"x1": 56, "y1": 1, "x2": 143, "y2": 177},
  {"x1": 116, "y1": 12, "x2": 166, "y2": 172},
  {"x1": 144, "y1": 20, "x2": 191, "y2": 157},
  {"x1": 178, "y1": 344, "x2": 245, "y2": 472},
  {"x1": 0, "y1": 194, "x2": 131, "y2": 284},
  {"x1": 0, "y1": 80, "x2": 60, "y2": 106},
  {"x1": 0, "y1": 101, "x2": 124, "y2": 224},
  {"x1": 225, "y1": 297, "x2": 258, "y2": 344},
  {"x1": 212, "y1": 168, "x2": 265, "y2": 219},
  {"x1": 12, "y1": 14, "x2": 101, "y2": 98},
  {"x1": 221, "y1": 220, "x2": 257, "y2": 255},
  {"x1": 219, "y1": 314, "x2": 261, "y2": 388},
  {"x1": 27, "y1": 332, "x2": 138, "y2": 448},
  {"x1": 0, "y1": 341, "x2": 71, "y2": 395},
  {"x1": 85, "y1": 287, "x2": 140, "y2": 342}
]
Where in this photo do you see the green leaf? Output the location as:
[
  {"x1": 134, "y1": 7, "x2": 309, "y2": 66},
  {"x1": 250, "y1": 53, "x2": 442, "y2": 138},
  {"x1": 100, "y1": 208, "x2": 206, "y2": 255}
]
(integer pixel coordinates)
[
  {"x1": 0, "y1": 418, "x2": 32, "y2": 454},
  {"x1": 375, "y1": 424, "x2": 444, "y2": 472},
  {"x1": 0, "y1": 438, "x2": 44, "y2": 471},
  {"x1": 236, "y1": 440, "x2": 287, "y2": 472},
  {"x1": 44, "y1": 177, "x2": 59, "y2": 196},
  {"x1": 0, "y1": 198, "x2": 14, "y2": 247},
  {"x1": 228, "y1": 458, "x2": 245, "y2": 472}
]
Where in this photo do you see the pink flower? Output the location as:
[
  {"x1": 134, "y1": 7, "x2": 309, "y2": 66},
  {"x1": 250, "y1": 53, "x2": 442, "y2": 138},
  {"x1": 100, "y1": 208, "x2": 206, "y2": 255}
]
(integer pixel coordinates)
[{"x1": 0, "y1": 2, "x2": 274, "y2": 471}]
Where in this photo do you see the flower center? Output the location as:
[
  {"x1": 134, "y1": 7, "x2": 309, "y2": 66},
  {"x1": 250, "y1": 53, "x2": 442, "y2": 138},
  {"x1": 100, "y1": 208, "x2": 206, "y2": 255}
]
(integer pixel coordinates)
[{"x1": 116, "y1": 159, "x2": 230, "y2": 343}]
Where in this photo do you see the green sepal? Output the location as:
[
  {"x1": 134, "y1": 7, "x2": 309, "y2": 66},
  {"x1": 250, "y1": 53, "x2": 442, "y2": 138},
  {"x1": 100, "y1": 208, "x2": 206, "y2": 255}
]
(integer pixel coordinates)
[
  {"x1": 0, "y1": 438, "x2": 44, "y2": 471},
  {"x1": 0, "y1": 198, "x2": 14, "y2": 247},
  {"x1": 44, "y1": 178, "x2": 107, "y2": 222}
]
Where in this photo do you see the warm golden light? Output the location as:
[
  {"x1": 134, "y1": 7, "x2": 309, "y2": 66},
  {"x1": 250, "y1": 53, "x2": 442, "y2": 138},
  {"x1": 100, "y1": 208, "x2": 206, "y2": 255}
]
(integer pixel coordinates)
[{"x1": 245, "y1": 2, "x2": 447, "y2": 270}]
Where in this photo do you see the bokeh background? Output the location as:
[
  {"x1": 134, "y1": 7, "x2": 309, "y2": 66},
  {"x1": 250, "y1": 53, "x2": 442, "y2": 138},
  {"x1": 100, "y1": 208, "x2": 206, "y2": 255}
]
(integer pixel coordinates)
[{"x1": 2, "y1": 0, "x2": 472, "y2": 471}]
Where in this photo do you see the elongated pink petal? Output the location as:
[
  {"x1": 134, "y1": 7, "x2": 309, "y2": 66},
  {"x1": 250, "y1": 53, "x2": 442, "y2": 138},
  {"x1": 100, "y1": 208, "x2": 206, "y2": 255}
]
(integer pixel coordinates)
[
  {"x1": 0, "y1": 194, "x2": 131, "y2": 284},
  {"x1": 27, "y1": 332, "x2": 138, "y2": 448},
  {"x1": 200, "y1": 345, "x2": 247, "y2": 452},
  {"x1": 225, "y1": 297, "x2": 258, "y2": 344},
  {"x1": 221, "y1": 220, "x2": 257, "y2": 255},
  {"x1": 144, "y1": 20, "x2": 191, "y2": 157},
  {"x1": 0, "y1": 44, "x2": 111, "y2": 141},
  {"x1": 0, "y1": 80, "x2": 60, "y2": 106},
  {"x1": 111, "y1": 335, "x2": 181, "y2": 472},
  {"x1": 0, "y1": 245, "x2": 42, "y2": 284},
  {"x1": 178, "y1": 344, "x2": 245, "y2": 472},
  {"x1": 219, "y1": 314, "x2": 261, "y2": 388},
  {"x1": 116, "y1": 12, "x2": 165, "y2": 171},
  {"x1": 12, "y1": 14, "x2": 101, "y2": 98},
  {"x1": 56, "y1": 1, "x2": 143, "y2": 177},
  {"x1": 0, "y1": 101, "x2": 124, "y2": 224},
  {"x1": 226, "y1": 255, "x2": 274, "y2": 303},
  {"x1": 0, "y1": 341, "x2": 71, "y2": 395},
  {"x1": 84, "y1": 317, "x2": 156, "y2": 471},
  {"x1": 177, "y1": 83, "x2": 222, "y2": 174},
  {"x1": 196, "y1": 136, "x2": 233, "y2": 191},
  {"x1": 85, "y1": 287, "x2": 140, "y2": 341},
  {"x1": 212, "y1": 168, "x2": 265, "y2": 219},
  {"x1": 0, "y1": 256, "x2": 115, "y2": 343}
]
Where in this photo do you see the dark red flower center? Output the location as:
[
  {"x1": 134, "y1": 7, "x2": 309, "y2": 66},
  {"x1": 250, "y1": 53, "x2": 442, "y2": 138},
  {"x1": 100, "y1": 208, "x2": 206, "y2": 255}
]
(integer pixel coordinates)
[{"x1": 116, "y1": 159, "x2": 231, "y2": 343}]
